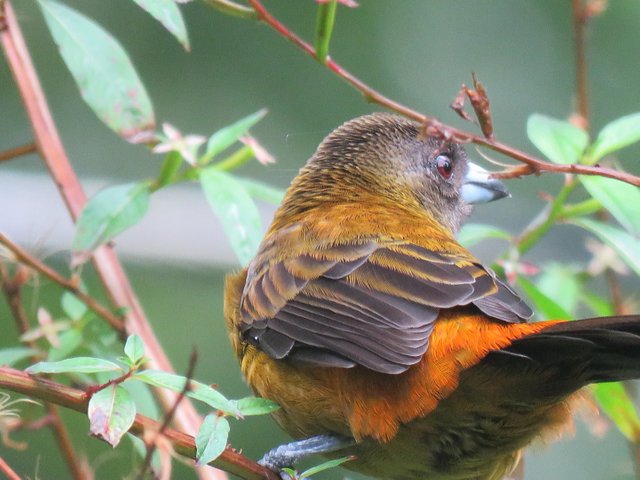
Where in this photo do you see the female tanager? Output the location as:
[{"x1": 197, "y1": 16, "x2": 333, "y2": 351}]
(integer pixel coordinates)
[{"x1": 224, "y1": 113, "x2": 640, "y2": 480}]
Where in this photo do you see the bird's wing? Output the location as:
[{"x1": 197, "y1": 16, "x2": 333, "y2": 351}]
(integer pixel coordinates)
[{"x1": 240, "y1": 229, "x2": 532, "y2": 374}]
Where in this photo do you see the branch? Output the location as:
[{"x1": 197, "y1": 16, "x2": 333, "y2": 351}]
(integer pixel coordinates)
[
  {"x1": 0, "y1": 5, "x2": 220, "y2": 478},
  {"x1": 0, "y1": 457, "x2": 21, "y2": 480},
  {"x1": 0, "y1": 232, "x2": 125, "y2": 333},
  {"x1": 139, "y1": 349, "x2": 198, "y2": 479},
  {"x1": 0, "y1": 367, "x2": 279, "y2": 480},
  {"x1": 0, "y1": 142, "x2": 37, "y2": 163},
  {"x1": 572, "y1": 0, "x2": 589, "y2": 130},
  {"x1": 0, "y1": 263, "x2": 86, "y2": 480},
  {"x1": 242, "y1": 0, "x2": 640, "y2": 187}
]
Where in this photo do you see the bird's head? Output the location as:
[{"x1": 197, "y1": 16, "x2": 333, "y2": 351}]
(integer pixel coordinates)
[{"x1": 279, "y1": 112, "x2": 509, "y2": 234}]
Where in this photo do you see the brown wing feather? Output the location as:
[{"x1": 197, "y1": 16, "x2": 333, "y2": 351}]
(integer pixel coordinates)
[{"x1": 240, "y1": 233, "x2": 532, "y2": 374}]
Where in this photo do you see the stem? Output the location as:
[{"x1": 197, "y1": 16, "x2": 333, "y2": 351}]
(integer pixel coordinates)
[
  {"x1": 0, "y1": 457, "x2": 21, "y2": 480},
  {"x1": 47, "y1": 403, "x2": 86, "y2": 480},
  {"x1": 572, "y1": 0, "x2": 589, "y2": 131},
  {"x1": 516, "y1": 180, "x2": 579, "y2": 255},
  {"x1": 0, "y1": 232, "x2": 125, "y2": 332},
  {"x1": 0, "y1": 366, "x2": 278, "y2": 480},
  {"x1": 215, "y1": 145, "x2": 255, "y2": 171},
  {"x1": 0, "y1": 5, "x2": 219, "y2": 477},
  {"x1": 315, "y1": 0, "x2": 338, "y2": 64},
  {"x1": 140, "y1": 349, "x2": 198, "y2": 479},
  {"x1": 242, "y1": 0, "x2": 640, "y2": 187},
  {"x1": 0, "y1": 264, "x2": 85, "y2": 480},
  {"x1": 0, "y1": 141, "x2": 37, "y2": 163},
  {"x1": 559, "y1": 198, "x2": 601, "y2": 219}
]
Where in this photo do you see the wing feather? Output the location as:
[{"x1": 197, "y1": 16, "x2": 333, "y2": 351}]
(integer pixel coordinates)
[{"x1": 240, "y1": 233, "x2": 532, "y2": 374}]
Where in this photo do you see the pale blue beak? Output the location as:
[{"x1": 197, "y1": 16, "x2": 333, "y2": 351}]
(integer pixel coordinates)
[{"x1": 461, "y1": 162, "x2": 510, "y2": 204}]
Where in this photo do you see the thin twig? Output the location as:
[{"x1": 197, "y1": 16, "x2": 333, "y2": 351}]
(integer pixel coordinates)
[
  {"x1": 0, "y1": 141, "x2": 37, "y2": 163},
  {"x1": 605, "y1": 269, "x2": 624, "y2": 314},
  {"x1": 0, "y1": 366, "x2": 279, "y2": 480},
  {"x1": 0, "y1": 232, "x2": 125, "y2": 332},
  {"x1": 139, "y1": 349, "x2": 199, "y2": 479},
  {"x1": 0, "y1": 456, "x2": 21, "y2": 480},
  {"x1": 572, "y1": 0, "x2": 589, "y2": 130},
  {"x1": 0, "y1": 5, "x2": 218, "y2": 477},
  {"x1": 569, "y1": 3, "x2": 639, "y2": 475},
  {"x1": 243, "y1": 0, "x2": 640, "y2": 187},
  {"x1": 201, "y1": 0, "x2": 257, "y2": 19},
  {"x1": 0, "y1": 264, "x2": 85, "y2": 480},
  {"x1": 46, "y1": 403, "x2": 86, "y2": 479},
  {"x1": 0, "y1": 263, "x2": 30, "y2": 333}
]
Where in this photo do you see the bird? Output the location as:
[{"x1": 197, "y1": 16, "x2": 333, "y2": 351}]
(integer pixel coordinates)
[{"x1": 224, "y1": 112, "x2": 640, "y2": 480}]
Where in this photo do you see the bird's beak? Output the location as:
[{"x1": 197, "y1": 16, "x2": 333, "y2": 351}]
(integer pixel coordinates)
[{"x1": 461, "y1": 162, "x2": 510, "y2": 204}]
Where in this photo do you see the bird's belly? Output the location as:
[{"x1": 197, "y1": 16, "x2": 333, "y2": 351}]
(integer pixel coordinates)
[
  {"x1": 340, "y1": 411, "x2": 526, "y2": 480},
  {"x1": 334, "y1": 371, "x2": 577, "y2": 480}
]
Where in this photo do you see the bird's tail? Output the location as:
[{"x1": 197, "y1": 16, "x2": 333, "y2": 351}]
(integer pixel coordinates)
[{"x1": 484, "y1": 315, "x2": 640, "y2": 396}]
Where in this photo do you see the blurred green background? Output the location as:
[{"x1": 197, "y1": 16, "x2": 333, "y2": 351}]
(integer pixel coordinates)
[{"x1": 1, "y1": 1, "x2": 639, "y2": 479}]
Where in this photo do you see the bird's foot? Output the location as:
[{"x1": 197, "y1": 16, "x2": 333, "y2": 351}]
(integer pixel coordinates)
[{"x1": 259, "y1": 434, "x2": 354, "y2": 477}]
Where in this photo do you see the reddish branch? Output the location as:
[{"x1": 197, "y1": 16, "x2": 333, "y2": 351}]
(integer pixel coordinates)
[
  {"x1": 245, "y1": 0, "x2": 640, "y2": 187},
  {"x1": 139, "y1": 349, "x2": 199, "y2": 479},
  {"x1": 0, "y1": 456, "x2": 21, "y2": 480},
  {"x1": 571, "y1": 0, "x2": 590, "y2": 130},
  {"x1": 0, "y1": 367, "x2": 279, "y2": 480},
  {"x1": 0, "y1": 142, "x2": 37, "y2": 163},
  {"x1": 0, "y1": 4, "x2": 222, "y2": 479},
  {"x1": 0, "y1": 263, "x2": 85, "y2": 480},
  {"x1": 0, "y1": 232, "x2": 125, "y2": 332}
]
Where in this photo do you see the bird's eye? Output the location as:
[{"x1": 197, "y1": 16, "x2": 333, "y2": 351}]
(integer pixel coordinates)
[{"x1": 436, "y1": 155, "x2": 453, "y2": 179}]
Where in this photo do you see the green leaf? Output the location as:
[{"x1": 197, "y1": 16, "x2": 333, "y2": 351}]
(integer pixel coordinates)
[
  {"x1": 204, "y1": 110, "x2": 267, "y2": 162},
  {"x1": 579, "y1": 176, "x2": 640, "y2": 235},
  {"x1": 48, "y1": 329, "x2": 83, "y2": 361},
  {"x1": 88, "y1": 384, "x2": 136, "y2": 447},
  {"x1": 299, "y1": 456, "x2": 354, "y2": 479},
  {"x1": 517, "y1": 277, "x2": 571, "y2": 321},
  {"x1": 527, "y1": 114, "x2": 588, "y2": 164},
  {"x1": 235, "y1": 397, "x2": 280, "y2": 416},
  {"x1": 239, "y1": 178, "x2": 285, "y2": 204},
  {"x1": 195, "y1": 414, "x2": 230, "y2": 466},
  {"x1": 38, "y1": 0, "x2": 154, "y2": 142},
  {"x1": 72, "y1": 182, "x2": 152, "y2": 263},
  {"x1": 61, "y1": 291, "x2": 87, "y2": 320},
  {"x1": 133, "y1": 370, "x2": 240, "y2": 416},
  {"x1": 130, "y1": 0, "x2": 190, "y2": 51},
  {"x1": 536, "y1": 264, "x2": 581, "y2": 316},
  {"x1": 26, "y1": 357, "x2": 123, "y2": 374},
  {"x1": 572, "y1": 218, "x2": 640, "y2": 277},
  {"x1": 200, "y1": 168, "x2": 262, "y2": 266},
  {"x1": 588, "y1": 112, "x2": 640, "y2": 162},
  {"x1": 0, "y1": 347, "x2": 39, "y2": 366},
  {"x1": 593, "y1": 383, "x2": 640, "y2": 442},
  {"x1": 123, "y1": 381, "x2": 160, "y2": 419},
  {"x1": 124, "y1": 335, "x2": 145, "y2": 365},
  {"x1": 457, "y1": 223, "x2": 512, "y2": 248}
]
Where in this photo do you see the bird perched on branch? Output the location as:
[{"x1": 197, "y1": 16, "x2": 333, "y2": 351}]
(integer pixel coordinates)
[{"x1": 224, "y1": 113, "x2": 640, "y2": 480}]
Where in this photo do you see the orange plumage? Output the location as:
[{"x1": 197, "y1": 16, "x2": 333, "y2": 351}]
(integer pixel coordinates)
[{"x1": 224, "y1": 113, "x2": 640, "y2": 480}]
